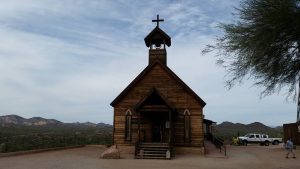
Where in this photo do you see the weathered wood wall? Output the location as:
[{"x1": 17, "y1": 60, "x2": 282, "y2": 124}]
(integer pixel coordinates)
[
  {"x1": 113, "y1": 63, "x2": 204, "y2": 147},
  {"x1": 283, "y1": 123, "x2": 300, "y2": 145}
]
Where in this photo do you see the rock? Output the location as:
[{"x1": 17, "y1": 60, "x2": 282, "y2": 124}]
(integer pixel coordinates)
[{"x1": 100, "y1": 145, "x2": 120, "y2": 159}]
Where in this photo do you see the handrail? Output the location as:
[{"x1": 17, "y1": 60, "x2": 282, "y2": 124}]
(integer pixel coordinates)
[
  {"x1": 208, "y1": 133, "x2": 226, "y2": 156},
  {"x1": 134, "y1": 141, "x2": 140, "y2": 157}
]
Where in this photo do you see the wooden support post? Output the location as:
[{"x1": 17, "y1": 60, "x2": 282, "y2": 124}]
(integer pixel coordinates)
[
  {"x1": 297, "y1": 80, "x2": 300, "y2": 123},
  {"x1": 138, "y1": 111, "x2": 141, "y2": 143},
  {"x1": 168, "y1": 110, "x2": 172, "y2": 144}
]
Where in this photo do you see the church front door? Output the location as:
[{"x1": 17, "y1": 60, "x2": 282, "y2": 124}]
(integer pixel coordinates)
[{"x1": 152, "y1": 120, "x2": 163, "y2": 142}]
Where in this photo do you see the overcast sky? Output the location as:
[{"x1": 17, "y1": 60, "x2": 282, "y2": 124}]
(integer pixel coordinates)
[{"x1": 0, "y1": 0, "x2": 296, "y2": 126}]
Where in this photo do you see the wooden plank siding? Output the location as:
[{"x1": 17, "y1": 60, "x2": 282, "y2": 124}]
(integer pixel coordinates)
[
  {"x1": 283, "y1": 123, "x2": 300, "y2": 145},
  {"x1": 113, "y1": 63, "x2": 204, "y2": 147}
]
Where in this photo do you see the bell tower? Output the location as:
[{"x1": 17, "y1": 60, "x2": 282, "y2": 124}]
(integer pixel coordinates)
[{"x1": 144, "y1": 15, "x2": 171, "y2": 65}]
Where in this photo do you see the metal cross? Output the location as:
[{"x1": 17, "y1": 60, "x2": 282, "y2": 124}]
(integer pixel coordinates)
[{"x1": 152, "y1": 14, "x2": 164, "y2": 27}]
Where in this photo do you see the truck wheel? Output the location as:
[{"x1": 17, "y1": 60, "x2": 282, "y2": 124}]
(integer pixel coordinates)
[
  {"x1": 273, "y1": 140, "x2": 279, "y2": 145},
  {"x1": 264, "y1": 141, "x2": 269, "y2": 146},
  {"x1": 243, "y1": 140, "x2": 247, "y2": 146}
]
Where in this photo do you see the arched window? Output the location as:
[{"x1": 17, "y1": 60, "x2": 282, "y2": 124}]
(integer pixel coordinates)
[
  {"x1": 184, "y1": 109, "x2": 191, "y2": 142},
  {"x1": 125, "y1": 109, "x2": 132, "y2": 141}
]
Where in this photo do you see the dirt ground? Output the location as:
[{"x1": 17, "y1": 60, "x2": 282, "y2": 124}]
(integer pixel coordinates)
[{"x1": 0, "y1": 144, "x2": 299, "y2": 169}]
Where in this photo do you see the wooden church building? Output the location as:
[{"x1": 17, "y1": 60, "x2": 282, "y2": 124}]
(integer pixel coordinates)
[{"x1": 111, "y1": 15, "x2": 207, "y2": 159}]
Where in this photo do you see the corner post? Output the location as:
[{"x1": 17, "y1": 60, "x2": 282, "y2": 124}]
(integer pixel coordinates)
[
  {"x1": 168, "y1": 110, "x2": 172, "y2": 144},
  {"x1": 297, "y1": 80, "x2": 300, "y2": 123},
  {"x1": 137, "y1": 110, "x2": 141, "y2": 143}
]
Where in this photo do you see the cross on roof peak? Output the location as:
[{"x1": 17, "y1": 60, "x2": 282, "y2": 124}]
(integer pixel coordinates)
[{"x1": 152, "y1": 14, "x2": 164, "y2": 27}]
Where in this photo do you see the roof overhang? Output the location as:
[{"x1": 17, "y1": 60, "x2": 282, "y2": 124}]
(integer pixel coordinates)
[{"x1": 144, "y1": 27, "x2": 171, "y2": 47}]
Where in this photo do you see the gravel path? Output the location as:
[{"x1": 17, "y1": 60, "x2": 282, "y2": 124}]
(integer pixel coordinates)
[{"x1": 0, "y1": 144, "x2": 299, "y2": 169}]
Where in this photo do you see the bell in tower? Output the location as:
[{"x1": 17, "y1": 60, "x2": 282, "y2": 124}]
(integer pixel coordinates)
[{"x1": 144, "y1": 15, "x2": 171, "y2": 65}]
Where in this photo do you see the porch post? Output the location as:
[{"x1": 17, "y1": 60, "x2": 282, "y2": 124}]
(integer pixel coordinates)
[
  {"x1": 137, "y1": 110, "x2": 141, "y2": 143},
  {"x1": 168, "y1": 110, "x2": 172, "y2": 144},
  {"x1": 297, "y1": 80, "x2": 300, "y2": 123}
]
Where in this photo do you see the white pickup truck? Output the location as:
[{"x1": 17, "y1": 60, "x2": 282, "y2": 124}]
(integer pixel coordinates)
[{"x1": 238, "y1": 133, "x2": 282, "y2": 146}]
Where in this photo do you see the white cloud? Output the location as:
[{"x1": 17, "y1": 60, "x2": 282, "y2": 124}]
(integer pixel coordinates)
[{"x1": 0, "y1": 0, "x2": 295, "y2": 126}]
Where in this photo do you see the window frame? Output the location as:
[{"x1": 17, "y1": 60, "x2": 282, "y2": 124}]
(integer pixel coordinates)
[
  {"x1": 183, "y1": 109, "x2": 191, "y2": 143},
  {"x1": 125, "y1": 109, "x2": 132, "y2": 141}
]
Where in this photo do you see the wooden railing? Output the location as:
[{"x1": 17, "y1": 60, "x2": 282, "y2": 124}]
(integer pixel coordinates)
[
  {"x1": 168, "y1": 142, "x2": 173, "y2": 158},
  {"x1": 134, "y1": 141, "x2": 140, "y2": 158},
  {"x1": 207, "y1": 133, "x2": 227, "y2": 156}
]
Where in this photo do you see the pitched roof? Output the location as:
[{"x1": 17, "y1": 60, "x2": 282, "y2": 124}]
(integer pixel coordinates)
[
  {"x1": 144, "y1": 27, "x2": 171, "y2": 47},
  {"x1": 133, "y1": 87, "x2": 176, "y2": 111},
  {"x1": 203, "y1": 119, "x2": 216, "y2": 125},
  {"x1": 110, "y1": 60, "x2": 206, "y2": 107}
]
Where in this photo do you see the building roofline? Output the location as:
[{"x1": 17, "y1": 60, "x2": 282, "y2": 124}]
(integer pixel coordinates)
[{"x1": 110, "y1": 60, "x2": 206, "y2": 107}]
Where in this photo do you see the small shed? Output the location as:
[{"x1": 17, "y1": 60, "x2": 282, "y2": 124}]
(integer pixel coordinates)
[{"x1": 283, "y1": 123, "x2": 300, "y2": 145}]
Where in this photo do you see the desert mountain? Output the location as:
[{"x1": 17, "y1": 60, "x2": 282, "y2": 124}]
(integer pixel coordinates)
[
  {"x1": 215, "y1": 121, "x2": 283, "y2": 139},
  {"x1": 0, "y1": 115, "x2": 112, "y2": 127},
  {"x1": 0, "y1": 115, "x2": 62, "y2": 126}
]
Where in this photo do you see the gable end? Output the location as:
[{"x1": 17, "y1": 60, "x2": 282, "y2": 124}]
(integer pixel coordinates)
[{"x1": 110, "y1": 60, "x2": 206, "y2": 107}]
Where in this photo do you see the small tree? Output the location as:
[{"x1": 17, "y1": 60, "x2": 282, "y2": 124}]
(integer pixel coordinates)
[{"x1": 203, "y1": 0, "x2": 300, "y2": 122}]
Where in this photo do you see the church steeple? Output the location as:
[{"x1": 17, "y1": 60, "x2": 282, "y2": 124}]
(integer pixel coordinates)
[{"x1": 144, "y1": 15, "x2": 171, "y2": 65}]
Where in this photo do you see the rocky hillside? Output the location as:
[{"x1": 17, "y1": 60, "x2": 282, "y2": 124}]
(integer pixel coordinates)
[
  {"x1": 0, "y1": 115, "x2": 112, "y2": 128},
  {"x1": 214, "y1": 121, "x2": 283, "y2": 139},
  {"x1": 0, "y1": 115, "x2": 62, "y2": 126},
  {"x1": 0, "y1": 115, "x2": 113, "y2": 153}
]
